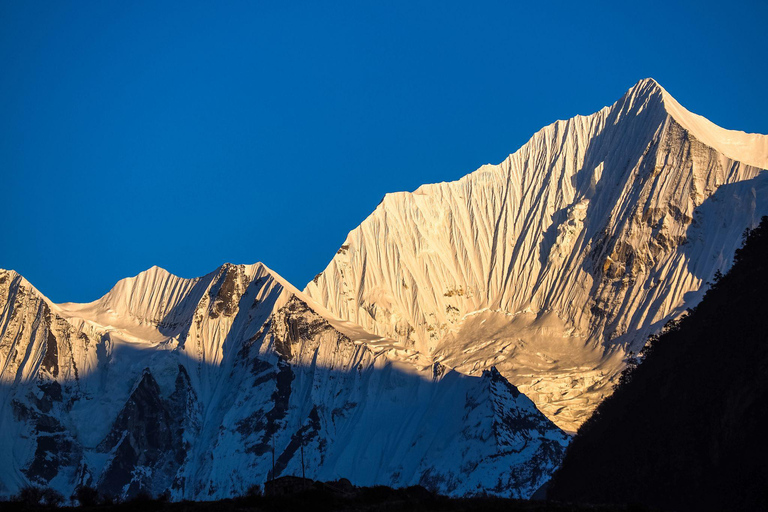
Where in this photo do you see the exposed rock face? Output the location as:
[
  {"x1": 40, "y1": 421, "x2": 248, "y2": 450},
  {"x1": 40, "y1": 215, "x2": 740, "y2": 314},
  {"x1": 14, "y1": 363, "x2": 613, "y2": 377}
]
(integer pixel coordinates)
[
  {"x1": 0, "y1": 264, "x2": 567, "y2": 501},
  {"x1": 96, "y1": 369, "x2": 185, "y2": 497},
  {"x1": 304, "y1": 79, "x2": 768, "y2": 430}
]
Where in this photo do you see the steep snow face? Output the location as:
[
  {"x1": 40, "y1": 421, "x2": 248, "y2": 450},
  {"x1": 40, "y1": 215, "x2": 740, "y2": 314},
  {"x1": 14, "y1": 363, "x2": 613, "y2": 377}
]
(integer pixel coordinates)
[
  {"x1": 0, "y1": 266, "x2": 567, "y2": 500},
  {"x1": 305, "y1": 79, "x2": 768, "y2": 431}
]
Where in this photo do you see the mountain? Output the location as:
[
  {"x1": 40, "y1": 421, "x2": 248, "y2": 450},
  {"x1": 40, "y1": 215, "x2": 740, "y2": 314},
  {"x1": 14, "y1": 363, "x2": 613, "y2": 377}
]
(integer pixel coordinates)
[
  {"x1": 2, "y1": 78, "x2": 765, "y2": 502},
  {"x1": 0, "y1": 264, "x2": 567, "y2": 501},
  {"x1": 547, "y1": 216, "x2": 768, "y2": 511},
  {"x1": 305, "y1": 78, "x2": 768, "y2": 431}
]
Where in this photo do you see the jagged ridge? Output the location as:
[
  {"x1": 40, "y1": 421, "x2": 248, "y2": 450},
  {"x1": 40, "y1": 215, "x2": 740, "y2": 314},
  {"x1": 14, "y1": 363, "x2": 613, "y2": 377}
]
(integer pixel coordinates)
[{"x1": 0, "y1": 264, "x2": 567, "y2": 500}]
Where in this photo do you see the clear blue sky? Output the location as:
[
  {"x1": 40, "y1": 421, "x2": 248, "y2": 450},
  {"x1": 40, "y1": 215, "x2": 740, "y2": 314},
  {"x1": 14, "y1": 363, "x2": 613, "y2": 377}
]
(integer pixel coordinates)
[{"x1": 2, "y1": 1, "x2": 766, "y2": 302}]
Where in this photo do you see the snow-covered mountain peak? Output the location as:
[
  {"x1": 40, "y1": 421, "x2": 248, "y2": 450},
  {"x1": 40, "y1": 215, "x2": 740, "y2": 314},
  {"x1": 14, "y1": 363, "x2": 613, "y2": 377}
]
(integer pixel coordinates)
[
  {"x1": 55, "y1": 265, "x2": 205, "y2": 338},
  {"x1": 626, "y1": 78, "x2": 768, "y2": 168},
  {"x1": 248, "y1": 261, "x2": 298, "y2": 294},
  {"x1": 617, "y1": 77, "x2": 665, "y2": 113},
  {"x1": 539, "y1": 77, "x2": 768, "y2": 169},
  {"x1": 1, "y1": 268, "x2": 37, "y2": 292},
  {"x1": 0, "y1": 268, "x2": 56, "y2": 312},
  {"x1": 634, "y1": 76, "x2": 662, "y2": 89},
  {"x1": 305, "y1": 79, "x2": 768, "y2": 431},
  {"x1": 0, "y1": 268, "x2": 18, "y2": 279}
]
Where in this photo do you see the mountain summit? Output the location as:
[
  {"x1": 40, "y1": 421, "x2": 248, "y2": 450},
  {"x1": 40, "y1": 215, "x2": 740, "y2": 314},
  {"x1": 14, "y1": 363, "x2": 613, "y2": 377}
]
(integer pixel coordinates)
[
  {"x1": 305, "y1": 78, "x2": 768, "y2": 430},
  {"x1": 630, "y1": 78, "x2": 768, "y2": 169}
]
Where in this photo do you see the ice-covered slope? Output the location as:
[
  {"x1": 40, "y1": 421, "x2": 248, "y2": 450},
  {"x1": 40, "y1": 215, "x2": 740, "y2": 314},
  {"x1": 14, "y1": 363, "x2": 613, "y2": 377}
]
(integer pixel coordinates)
[
  {"x1": 0, "y1": 265, "x2": 567, "y2": 500},
  {"x1": 305, "y1": 78, "x2": 768, "y2": 431}
]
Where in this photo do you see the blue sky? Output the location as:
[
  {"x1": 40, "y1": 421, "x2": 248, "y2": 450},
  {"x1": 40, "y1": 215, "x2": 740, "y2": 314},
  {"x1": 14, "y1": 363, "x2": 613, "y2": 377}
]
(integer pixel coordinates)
[{"x1": 1, "y1": 1, "x2": 766, "y2": 302}]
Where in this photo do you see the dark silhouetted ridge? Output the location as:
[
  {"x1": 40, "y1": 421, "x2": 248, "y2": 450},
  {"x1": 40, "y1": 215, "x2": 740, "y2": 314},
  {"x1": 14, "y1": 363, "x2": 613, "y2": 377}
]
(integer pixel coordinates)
[{"x1": 548, "y1": 216, "x2": 768, "y2": 511}]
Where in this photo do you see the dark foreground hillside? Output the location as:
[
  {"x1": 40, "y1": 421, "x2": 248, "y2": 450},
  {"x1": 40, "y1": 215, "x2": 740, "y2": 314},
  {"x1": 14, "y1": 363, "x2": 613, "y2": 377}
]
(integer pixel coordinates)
[{"x1": 549, "y1": 217, "x2": 768, "y2": 511}]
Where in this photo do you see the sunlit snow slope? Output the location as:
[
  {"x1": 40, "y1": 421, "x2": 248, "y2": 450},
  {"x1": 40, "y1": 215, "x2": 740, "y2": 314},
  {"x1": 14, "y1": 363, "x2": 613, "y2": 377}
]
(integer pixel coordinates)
[
  {"x1": 0, "y1": 265, "x2": 567, "y2": 500},
  {"x1": 305, "y1": 79, "x2": 768, "y2": 431}
]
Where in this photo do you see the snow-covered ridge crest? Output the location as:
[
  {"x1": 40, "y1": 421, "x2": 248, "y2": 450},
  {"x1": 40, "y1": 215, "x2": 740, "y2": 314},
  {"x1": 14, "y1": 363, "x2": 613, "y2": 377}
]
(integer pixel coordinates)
[
  {"x1": 597, "y1": 77, "x2": 767, "y2": 169},
  {"x1": 0, "y1": 269, "x2": 58, "y2": 312},
  {"x1": 56, "y1": 265, "x2": 207, "y2": 337},
  {"x1": 646, "y1": 78, "x2": 768, "y2": 169},
  {"x1": 305, "y1": 78, "x2": 768, "y2": 431},
  {"x1": 0, "y1": 264, "x2": 567, "y2": 500},
  {"x1": 52, "y1": 262, "x2": 392, "y2": 352}
]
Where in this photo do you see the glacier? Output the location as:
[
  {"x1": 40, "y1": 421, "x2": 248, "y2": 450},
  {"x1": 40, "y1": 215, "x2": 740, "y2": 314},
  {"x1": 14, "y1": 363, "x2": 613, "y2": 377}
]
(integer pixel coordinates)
[{"x1": 305, "y1": 78, "x2": 768, "y2": 431}]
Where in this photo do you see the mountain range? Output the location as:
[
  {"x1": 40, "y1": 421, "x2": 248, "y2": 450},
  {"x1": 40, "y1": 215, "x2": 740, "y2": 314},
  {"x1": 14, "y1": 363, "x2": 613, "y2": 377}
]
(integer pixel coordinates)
[
  {"x1": 0, "y1": 264, "x2": 567, "y2": 500},
  {"x1": 1, "y1": 78, "x2": 766, "y2": 501}
]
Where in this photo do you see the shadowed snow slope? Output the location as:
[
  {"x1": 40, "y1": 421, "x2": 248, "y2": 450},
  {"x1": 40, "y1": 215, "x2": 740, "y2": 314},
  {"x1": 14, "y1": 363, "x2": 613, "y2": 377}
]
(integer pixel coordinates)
[
  {"x1": 0, "y1": 265, "x2": 567, "y2": 501},
  {"x1": 305, "y1": 78, "x2": 768, "y2": 431}
]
